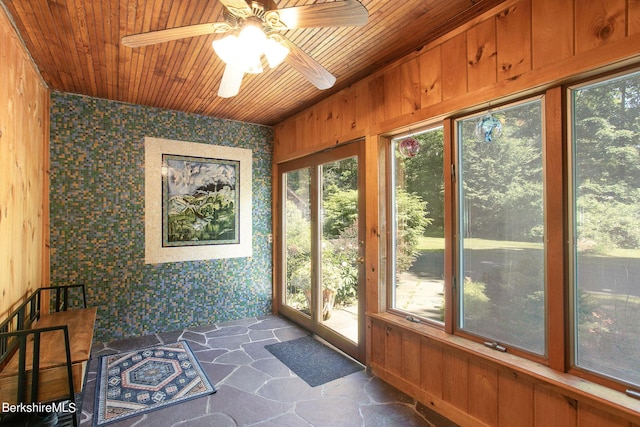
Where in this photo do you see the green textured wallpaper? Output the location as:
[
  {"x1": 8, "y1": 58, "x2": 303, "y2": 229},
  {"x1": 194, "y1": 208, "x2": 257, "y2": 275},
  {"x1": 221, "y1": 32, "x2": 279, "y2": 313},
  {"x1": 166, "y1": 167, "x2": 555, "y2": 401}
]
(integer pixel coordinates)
[{"x1": 49, "y1": 92, "x2": 273, "y2": 342}]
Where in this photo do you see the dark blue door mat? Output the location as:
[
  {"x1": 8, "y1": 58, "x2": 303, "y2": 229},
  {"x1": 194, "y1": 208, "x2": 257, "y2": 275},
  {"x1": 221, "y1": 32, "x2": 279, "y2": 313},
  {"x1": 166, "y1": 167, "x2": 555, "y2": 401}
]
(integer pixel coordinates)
[{"x1": 265, "y1": 335, "x2": 364, "y2": 387}]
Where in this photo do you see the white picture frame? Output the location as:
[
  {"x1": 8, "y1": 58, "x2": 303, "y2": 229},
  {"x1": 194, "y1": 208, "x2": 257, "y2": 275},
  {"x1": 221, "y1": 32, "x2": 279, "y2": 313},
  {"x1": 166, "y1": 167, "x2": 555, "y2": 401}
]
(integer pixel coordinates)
[{"x1": 144, "y1": 137, "x2": 252, "y2": 264}]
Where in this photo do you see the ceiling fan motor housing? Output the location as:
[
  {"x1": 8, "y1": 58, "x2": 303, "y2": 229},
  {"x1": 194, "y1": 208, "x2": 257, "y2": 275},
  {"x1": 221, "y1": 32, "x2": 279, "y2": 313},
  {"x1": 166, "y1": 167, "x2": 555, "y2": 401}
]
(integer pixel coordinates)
[{"x1": 250, "y1": 1, "x2": 267, "y2": 18}]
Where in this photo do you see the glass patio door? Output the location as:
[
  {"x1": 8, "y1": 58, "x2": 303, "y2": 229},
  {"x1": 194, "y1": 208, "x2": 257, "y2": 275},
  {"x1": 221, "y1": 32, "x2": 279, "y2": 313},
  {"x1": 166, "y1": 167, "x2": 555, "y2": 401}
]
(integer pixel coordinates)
[{"x1": 279, "y1": 141, "x2": 365, "y2": 361}]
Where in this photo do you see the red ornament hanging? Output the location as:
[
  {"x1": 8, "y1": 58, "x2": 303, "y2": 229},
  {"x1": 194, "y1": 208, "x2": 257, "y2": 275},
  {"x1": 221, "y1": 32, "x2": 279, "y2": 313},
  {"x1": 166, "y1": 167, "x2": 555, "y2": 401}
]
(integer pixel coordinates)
[{"x1": 398, "y1": 137, "x2": 420, "y2": 158}]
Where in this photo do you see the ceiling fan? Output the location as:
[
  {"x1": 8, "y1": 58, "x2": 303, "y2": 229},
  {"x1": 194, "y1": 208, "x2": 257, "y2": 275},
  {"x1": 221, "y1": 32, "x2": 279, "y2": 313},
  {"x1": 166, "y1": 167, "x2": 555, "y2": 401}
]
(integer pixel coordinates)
[{"x1": 121, "y1": 0, "x2": 368, "y2": 98}]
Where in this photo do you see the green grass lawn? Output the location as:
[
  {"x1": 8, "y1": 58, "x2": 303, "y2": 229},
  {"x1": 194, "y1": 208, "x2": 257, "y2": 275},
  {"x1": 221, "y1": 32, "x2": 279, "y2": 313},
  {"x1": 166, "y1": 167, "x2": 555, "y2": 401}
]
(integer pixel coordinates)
[
  {"x1": 416, "y1": 236, "x2": 445, "y2": 251},
  {"x1": 417, "y1": 236, "x2": 543, "y2": 252},
  {"x1": 417, "y1": 236, "x2": 640, "y2": 258}
]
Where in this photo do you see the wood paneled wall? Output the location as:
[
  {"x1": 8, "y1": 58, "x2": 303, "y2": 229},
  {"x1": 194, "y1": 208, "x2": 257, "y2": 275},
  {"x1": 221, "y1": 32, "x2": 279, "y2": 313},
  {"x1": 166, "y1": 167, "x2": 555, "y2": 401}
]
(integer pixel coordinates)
[
  {"x1": 273, "y1": 0, "x2": 640, "y2": 425},
  {"x1": 369, "y1": 313, "x2": 640, "y2": 426},
  {"x1": 273, "y1": 0, "x2": 640, "y2": 162},
  {"x1": 0, "y1": 4, "x2": 50, "y2": 319}
]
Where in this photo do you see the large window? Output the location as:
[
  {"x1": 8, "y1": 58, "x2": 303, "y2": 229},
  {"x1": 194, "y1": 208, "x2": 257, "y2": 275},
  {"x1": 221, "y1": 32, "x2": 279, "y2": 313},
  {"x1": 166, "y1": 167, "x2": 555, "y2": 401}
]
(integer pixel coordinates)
[
  {"x1": 570, "y1": 70, "x2": 640, "y2": 387},
  {"x1": 390, "y1": 128, "x2": 445, "y2": 324},
  {"x1": 456, "y1": 99, "x2": 546, "y2": 355},
  {"x1": 381, "y1": 69, "x2": 640, "y2": 391}
]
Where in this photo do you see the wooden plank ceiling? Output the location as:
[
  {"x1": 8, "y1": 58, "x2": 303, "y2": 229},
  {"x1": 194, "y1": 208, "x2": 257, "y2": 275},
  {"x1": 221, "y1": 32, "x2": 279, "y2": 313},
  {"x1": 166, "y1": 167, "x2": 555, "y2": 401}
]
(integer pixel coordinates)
[{"x1": 2, "y1": 0, "x2": 506, "y2": 126}]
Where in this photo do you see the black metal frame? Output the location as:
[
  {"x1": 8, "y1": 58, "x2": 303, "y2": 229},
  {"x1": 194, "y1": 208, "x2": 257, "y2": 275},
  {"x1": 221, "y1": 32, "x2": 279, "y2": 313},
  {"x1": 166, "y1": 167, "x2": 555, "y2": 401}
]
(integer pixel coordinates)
[
  {"x1": 40, "y1": 284, "x2": 87, "y2": 313},
  {"x1": 0, "y1": 285, "x2": 88, "y2": 427}
]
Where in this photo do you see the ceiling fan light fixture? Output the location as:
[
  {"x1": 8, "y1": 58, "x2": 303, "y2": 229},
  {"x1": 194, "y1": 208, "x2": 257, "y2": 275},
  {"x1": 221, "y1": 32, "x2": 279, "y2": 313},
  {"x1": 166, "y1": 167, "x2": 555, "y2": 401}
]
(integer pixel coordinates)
[
  {"x1": 238, "y1": 18, "x2": 266, "y2": 46},
  {"x1": 213, "y1": 17, "x2": 270, "y2": 75},
  {"x1": 264, "y1": 37, "x2": 289, "y2": 68},
  {"x1": 212, "y1": 34, "x2": 239, "y2": 64},
  {"x1": 238, "y1": 20, "x2": 267, "y2": 73},
  {"x1": 244, "y1": 56, "x2": 264, "y2": 74},
  {"x1": 213, "y1": 34, "x2": 263, "y2": 73}
]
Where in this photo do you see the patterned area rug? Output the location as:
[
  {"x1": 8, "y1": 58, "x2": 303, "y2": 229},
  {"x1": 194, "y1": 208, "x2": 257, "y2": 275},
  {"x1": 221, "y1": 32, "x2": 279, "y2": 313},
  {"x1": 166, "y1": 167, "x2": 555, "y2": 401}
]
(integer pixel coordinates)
[{"x1": 94, "y1": 341, "x2": 216, "y2": 426}]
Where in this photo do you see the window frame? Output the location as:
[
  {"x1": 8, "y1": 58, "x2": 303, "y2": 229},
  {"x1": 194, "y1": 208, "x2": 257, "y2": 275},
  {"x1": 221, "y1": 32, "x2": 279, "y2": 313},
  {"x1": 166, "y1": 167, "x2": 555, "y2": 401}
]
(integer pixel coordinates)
[
  {"x1": 385, "y1": 124, "x2": 447, "y2": 328},
  {"x1": 566, "y1": 67, "x2": 640, "y2": 391},
  {"x1": 451, "y1": 95, "x2": 550, "y2": 363}
]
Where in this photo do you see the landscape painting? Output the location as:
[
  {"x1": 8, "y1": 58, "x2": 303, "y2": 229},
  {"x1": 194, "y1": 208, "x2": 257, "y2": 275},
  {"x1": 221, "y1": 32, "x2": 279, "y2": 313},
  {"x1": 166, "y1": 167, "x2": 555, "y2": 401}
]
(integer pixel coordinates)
[
  {"x1": 145, "y1": 137, "x2": 252, "y2": 263},
  {"x1": 162, "y1": 154, "x2": 239, "y2": 247}
]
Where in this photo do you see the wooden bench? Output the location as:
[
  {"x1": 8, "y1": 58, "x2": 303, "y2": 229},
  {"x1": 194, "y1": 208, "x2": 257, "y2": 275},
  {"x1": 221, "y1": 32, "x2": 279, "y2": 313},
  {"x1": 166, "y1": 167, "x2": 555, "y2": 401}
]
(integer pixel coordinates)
[{"x1": 0, "y1": 285, "x2": 96, "y2": 426}]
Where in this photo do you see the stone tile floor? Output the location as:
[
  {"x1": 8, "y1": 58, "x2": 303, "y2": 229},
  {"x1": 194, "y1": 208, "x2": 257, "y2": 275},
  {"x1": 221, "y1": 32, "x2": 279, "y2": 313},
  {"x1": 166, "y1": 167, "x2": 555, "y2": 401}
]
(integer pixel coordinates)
[{"x1": 79, "y1": 315, "x2": 457, "y2": 427}]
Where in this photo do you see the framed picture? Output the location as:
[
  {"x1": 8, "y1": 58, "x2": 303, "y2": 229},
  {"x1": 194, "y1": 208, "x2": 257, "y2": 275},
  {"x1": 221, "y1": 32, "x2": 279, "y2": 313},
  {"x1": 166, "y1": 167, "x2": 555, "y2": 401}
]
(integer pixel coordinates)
[
  {"x1": 145, "y1": 137, "x2": 252, "y2": 263},
  {"x1": 162, "y1": 154, "x2": 240, "y2": 247}
]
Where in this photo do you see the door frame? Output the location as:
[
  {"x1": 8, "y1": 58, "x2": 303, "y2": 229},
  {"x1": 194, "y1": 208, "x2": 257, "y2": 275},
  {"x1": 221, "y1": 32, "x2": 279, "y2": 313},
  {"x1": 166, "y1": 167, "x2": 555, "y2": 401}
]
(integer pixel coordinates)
[{"x1": 275, "y1": 140, "x2": 366, "y2": 362}]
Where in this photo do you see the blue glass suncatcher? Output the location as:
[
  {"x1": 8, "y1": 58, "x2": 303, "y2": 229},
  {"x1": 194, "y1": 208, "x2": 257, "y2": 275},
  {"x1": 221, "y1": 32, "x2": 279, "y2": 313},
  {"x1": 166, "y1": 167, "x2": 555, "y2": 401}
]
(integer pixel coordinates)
[{"x1": 475, "y1": 113, "x2": 503, "y2": 142}]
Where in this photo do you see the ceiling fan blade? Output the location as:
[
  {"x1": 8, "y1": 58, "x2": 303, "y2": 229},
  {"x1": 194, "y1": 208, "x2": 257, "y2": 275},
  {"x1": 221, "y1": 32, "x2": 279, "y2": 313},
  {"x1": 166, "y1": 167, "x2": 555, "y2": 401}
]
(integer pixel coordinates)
[
  {"x1": 121, "y1": 22, "x2": 232, "y2": 48},
  {"x1": 269, "y1": 0, "x2": 368, "y2": 29},
  {"x1": 281, "y1": 36, "x2": 336, "y2": 90},
  {"x1": 218, "y1": 63, "x2": 245, "y2": 98},
  {"x1": 218, "y1": 0, "x2": 253, "y2": 19}
]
